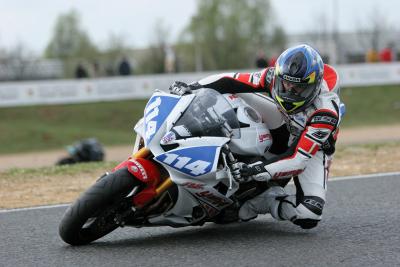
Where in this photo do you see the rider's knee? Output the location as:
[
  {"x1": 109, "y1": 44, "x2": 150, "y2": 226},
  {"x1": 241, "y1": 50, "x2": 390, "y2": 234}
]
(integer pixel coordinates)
[{"x1": 291, "y1": 196, "x2": 325, "y2": 229}]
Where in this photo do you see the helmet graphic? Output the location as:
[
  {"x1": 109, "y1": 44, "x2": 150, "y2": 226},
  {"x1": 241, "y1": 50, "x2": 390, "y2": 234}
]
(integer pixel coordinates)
[{"x1": 272, "y1": 44, "x2": 324, "y2": 114}]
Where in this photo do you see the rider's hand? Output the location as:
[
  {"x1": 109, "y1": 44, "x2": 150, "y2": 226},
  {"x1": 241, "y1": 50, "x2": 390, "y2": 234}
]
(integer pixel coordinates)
[
  {"x1": 239, "y1": 161, "x2": 272, "y2": 182},
  {"x1": 169, "y1": 81, "x2": 192, "y2": 96}
]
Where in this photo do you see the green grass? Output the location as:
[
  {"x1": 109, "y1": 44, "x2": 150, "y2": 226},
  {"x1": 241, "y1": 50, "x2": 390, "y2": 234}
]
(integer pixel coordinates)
[
  {"x1": 1, "y1": 141, "x2": 398, "y2": 180},
  {"x1": 0, "y1": 161, "x2": 118, "y2": 180},
  {"x1": 340, "y1": 85, "x2": 400, "y2": 127},
  {"x1": 0, "y1": 99, "x2": 147, "y2": 154},
  {"x1": 0, "y1": 85, "x2": 399, "y2": 154}
]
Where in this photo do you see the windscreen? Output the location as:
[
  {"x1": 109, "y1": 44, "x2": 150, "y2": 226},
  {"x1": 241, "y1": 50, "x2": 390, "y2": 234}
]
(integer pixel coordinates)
[{"x1": 171, "y1": 89, "x2": 240, "y2": 139}]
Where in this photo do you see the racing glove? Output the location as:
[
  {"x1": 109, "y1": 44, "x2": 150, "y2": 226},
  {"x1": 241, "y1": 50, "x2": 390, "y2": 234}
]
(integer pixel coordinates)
[
  {"x1": 169, "y1": 81, "x2": 192, "y2": 96},
  {"x1": 239, "y1": 161, "x2": 272, "y2": 182}
]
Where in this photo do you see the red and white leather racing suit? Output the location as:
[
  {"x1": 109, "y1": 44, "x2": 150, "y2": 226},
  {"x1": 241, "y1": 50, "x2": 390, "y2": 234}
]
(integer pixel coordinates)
[{"x1": 189, "y1": 64, "x2": 341, "y2": 229}]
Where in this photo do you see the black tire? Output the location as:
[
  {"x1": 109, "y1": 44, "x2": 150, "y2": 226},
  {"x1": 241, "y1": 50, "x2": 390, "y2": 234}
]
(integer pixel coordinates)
[{"x1": 59, "y1": 168, "x2": 141, "y2": 245}]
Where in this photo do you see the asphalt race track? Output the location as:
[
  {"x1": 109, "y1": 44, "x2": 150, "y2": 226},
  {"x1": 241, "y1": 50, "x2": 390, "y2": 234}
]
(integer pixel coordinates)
[{"x1": 1, "y1": 173, "x2": 399, "y2": 267}]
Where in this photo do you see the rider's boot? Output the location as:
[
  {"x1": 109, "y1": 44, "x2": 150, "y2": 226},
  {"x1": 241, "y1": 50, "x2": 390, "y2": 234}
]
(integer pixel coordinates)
[{"x1": 238, "y1": 186, "x2": 287, "y2": 221}]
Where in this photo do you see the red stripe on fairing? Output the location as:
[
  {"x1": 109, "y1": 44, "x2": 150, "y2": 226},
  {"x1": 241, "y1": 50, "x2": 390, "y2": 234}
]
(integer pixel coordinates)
[{"x1": 310, "y1": 123, "x2": 335, "y2": 131}]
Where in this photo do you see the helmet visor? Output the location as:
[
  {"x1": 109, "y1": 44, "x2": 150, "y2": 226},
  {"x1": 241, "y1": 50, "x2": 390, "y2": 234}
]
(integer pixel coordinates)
[{"x1": 275, "y1": 76, "x2": 317, "y2": 101}]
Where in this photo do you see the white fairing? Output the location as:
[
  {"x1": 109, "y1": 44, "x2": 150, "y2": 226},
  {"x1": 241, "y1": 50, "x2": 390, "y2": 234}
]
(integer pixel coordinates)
[
  {"x1": 224, "y1": 94, "x2": 272, "y2": 156},
  {"x1": 135, "y1": 89, "x2": 273, "y2": 226}
]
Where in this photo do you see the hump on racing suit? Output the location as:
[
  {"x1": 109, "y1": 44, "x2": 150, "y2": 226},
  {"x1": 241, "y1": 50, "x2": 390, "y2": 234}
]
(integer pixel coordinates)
[{"x1": 193, "y1": 69, "x2": 338, "y2": 179}]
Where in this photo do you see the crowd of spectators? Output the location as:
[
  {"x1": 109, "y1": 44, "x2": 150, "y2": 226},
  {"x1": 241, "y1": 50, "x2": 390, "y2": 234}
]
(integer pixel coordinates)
[
  {"x1": 75, "y1": 56, "x2": 133, "y2": 79},
  {"x1": 365, "y1": 43, "x2": 396, "y2": 63}
]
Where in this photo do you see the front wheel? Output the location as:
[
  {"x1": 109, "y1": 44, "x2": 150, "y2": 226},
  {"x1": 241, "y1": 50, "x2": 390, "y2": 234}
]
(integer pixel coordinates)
[{"x1": 59, "y1": 168, "x2": 141, "y2": 245}]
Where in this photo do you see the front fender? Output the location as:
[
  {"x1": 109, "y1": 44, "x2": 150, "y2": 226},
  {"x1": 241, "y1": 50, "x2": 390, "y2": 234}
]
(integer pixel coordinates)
[{"x1": 112, "y1": 158, "x2": 160, "y2": 186}]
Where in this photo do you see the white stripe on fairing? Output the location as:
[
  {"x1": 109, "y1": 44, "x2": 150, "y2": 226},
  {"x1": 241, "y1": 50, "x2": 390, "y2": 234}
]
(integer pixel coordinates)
[{"x1": 0, "y1": 171, "x2": 399, "y2": 214}]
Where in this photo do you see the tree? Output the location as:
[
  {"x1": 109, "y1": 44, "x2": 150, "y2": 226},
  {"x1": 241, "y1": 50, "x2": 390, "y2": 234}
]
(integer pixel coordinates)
[
  {"x1": 136, "y1": 19, "x2": 170, "y2": 74},
  {"x1": 44, "y1": 9, "x2": 98, "y2": 60},
  {"x1": 0, "y1": 42, "x2": 42, "y2": 81},
  {"x1": 355, "y1": 8, "x2": 395, "y2": 62},
  {"x1": 176, "y1": 0, "x2": 285, "y2": 71}
]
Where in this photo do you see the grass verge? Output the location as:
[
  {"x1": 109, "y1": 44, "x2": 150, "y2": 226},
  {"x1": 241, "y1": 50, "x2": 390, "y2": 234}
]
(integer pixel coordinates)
[
  {"x1": 1, "y1": 85, "x2": 400, "y2": 154},
  {"x1": 1, "y1": 141, "x2": 399, "y2": 209}
]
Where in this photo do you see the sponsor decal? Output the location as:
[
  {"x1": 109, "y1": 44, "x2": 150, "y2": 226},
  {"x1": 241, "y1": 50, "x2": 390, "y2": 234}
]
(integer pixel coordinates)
[
  {"x1": 312, "y1": 130, "x2": 329, "y2": 139},
  {"x1": 265, "y1": 68, "x2": 274, "y2": 84},
  {"x1": 129, "y1": 159, "x2": 148, "y2": 180},
  {"x1": 273, "y1": 169, "x2": 303, "y2": 179},
  {"x1": 228, "y1": 94, "x2": 238, "y2": 100},
  {"x1": 304, "y1": 198, "x2": 324, "y2": 211},
  {"x1": 160, "y1": 131, "x2": 176, "y2": 144},
  {"x1": 258, "y1": 133, "x2": 272, "y2": 143},
  {"x1": 311, "y1": 115, "x2": 338, "y2": 126},
  {"x1": 182, "y1": 182, "x2": 205, "y2": 190},
  {"x1": 283, "y1": 75, "x2": 301, "y2": 82}
]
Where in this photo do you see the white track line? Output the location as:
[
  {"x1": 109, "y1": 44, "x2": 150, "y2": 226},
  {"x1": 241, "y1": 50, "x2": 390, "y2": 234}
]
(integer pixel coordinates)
[
  {"x1": 0, "y1": 203, "x2": 69, "y2": 214},
  {"x1": 1, "y1": 171, "x2": 399, "y2": 214},
  {"x1": 329, "y1": 171, "x2": 400, "y2": 182}
]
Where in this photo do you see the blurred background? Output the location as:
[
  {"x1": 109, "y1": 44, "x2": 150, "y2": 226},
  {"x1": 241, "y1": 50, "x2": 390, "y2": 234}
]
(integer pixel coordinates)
[
  {"x1": 0, "y1": 0, "x2": 398, "y2": 79},
  {"x1": 0, "y1": 0, "x2": 399, "y2": 160}
]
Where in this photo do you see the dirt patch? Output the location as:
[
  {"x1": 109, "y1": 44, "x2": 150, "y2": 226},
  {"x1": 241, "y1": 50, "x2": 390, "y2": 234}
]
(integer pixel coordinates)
[{"x1": 0, "y1": 125, "x2": 399, "y2": 209}]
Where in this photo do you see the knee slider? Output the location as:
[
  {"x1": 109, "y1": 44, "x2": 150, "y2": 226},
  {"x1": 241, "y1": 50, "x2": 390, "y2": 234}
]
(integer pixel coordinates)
[
  {"x1": 301, "y1": 196, "x2": 325, "y2": 216},
  {"x1": 291, "y1": 196, "x2": 325, "y2": 229},
  {"x1": 293, "y1": 218, "x2": 320, "y2": 229}
]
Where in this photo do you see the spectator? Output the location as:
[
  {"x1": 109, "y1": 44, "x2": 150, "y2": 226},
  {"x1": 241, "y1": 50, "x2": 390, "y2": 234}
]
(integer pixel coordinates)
[
  {"x1": 255, "y1": 50, "x2": 268, "y2": 68},
  {"x1": 365, "y1": 48, "x2": 379, "y2": 63},
  {"x1": 164, "y1": 46, "x2": 176, "y2": 73},
  {"x1": 118, "y1": 56, "x2": 132, "y2": 76},
  {"x1": 92, "y1": 60, "x2": 101, "y2": 77},
  {"x1": 75, "y1": 63, "x2": 88, "y2": 79},
  {"x1": 379, "y1": 43, "x2": 395, "y2": 62}
]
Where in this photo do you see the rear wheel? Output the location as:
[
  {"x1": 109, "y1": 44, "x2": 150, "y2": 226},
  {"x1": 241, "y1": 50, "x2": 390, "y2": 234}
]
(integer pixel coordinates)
[{"x1": 59, "y1": 168, "x2": 142, "y2": 245}]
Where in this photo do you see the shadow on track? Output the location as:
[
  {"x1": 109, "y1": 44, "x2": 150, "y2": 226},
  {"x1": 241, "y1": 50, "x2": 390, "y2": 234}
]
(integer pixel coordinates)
[{"x1": 67, "y1": 218, "x2": 316, "y2": 249}]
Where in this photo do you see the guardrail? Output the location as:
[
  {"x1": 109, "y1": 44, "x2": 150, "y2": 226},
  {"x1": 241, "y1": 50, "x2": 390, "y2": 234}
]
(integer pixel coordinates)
[{"x1": 1, "y1": 62, "x2": 400, "y2": 107}]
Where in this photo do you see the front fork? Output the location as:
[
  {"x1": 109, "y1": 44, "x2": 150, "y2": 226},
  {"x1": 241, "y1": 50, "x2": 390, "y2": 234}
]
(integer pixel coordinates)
[{"x1": 113, "y1": 147, "x2": 173, "y2": 208}]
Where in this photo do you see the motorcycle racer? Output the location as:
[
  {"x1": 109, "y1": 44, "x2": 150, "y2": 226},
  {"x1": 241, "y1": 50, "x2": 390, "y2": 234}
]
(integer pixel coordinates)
[{"x1": 169, "y1": 44, "x2": 343, "y2": 229}]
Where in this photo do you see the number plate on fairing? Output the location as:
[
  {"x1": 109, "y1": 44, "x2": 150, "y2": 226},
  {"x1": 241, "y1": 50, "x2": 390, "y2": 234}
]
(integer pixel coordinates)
[
  {"x1": 155, "y1": 146, "x2": 220, "y2": 177},
  {"x1": 144, "y1": 94, "x2": 180, "y2": 146}
]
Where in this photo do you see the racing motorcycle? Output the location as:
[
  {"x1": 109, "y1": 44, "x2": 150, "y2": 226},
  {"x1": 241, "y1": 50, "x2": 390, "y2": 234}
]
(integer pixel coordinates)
[{"x1": 59, "y1": 88, "x2": 288, "y2": 246}]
